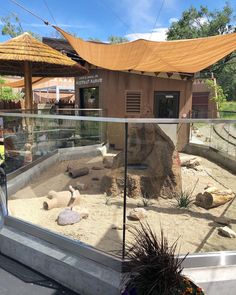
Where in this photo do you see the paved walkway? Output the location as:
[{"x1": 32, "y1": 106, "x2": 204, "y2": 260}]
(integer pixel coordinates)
[{"x1": 0, "y1": 254, "x2": 79, "y2": 295}]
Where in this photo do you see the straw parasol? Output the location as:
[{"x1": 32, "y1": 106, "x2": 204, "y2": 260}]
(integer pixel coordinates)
[{"x1": 0, "y1": 32, "x2": 88, "y2": 109}]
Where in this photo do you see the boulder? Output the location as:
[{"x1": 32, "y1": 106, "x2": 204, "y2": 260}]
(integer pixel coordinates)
[
  {"x1": 128, "y1": 208, "x2": 147, "y2": 221},
  {"x1": 101, "y1": 124, "x2": 182, "y2": 199},
  {"x1": 57, "y1": 208, "x2": 81, "y2": 226},
  {"x1": 57, "y1": 206, "x2": 89, "y2": 226},
  {"x1": 218, "y1": 226, "x2": 236, "y2": 238},
  {"x1": 103, "y1": 156, "x2": 114, "y2": 169},
  {"x1": 101, "y1": 174, "x2": 121, "y2": 197}
]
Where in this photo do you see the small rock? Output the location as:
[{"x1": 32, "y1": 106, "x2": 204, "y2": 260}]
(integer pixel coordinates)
[
  {"x1": 128, "y1": 208, "x2": 147, "y2": 221},
  {"x1": 214, "y1": 216, "x2": 231, "y2": 226},
  {"x1": 92, "y1": 166, "x2": 103, "y2": 170},
  {"x1": 75, "y1": 183, "x2": 87, "y2": 191},
  {"x1": 112, "y1": 224, "x2": 130, "y2": 230},
  {"x1": 57, "y1": 209, "x2": 81, "y2": 226},
  {"x1": 92, "y1": 177, "x2": 100, "y2": 181},
  {"x1": 218, "y1": 226, "x2": 236, "y2": 238}
]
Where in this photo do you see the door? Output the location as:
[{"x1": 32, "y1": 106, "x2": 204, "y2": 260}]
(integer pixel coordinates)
[
  {"x1": 79, "y1": 87, "x2": 99, "y2": 116},
  {"x1": 154, "y1": 91, "x2": 180, "y2": 118}
]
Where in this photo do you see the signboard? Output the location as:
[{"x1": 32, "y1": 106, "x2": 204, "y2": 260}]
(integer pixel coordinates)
[{"x1": 76, "y1": 74, "x2": 103, "y2": 87}]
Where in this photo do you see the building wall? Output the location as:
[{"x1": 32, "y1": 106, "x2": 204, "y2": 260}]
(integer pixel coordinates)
[
  {"x1": 75, "y1": 69, "x2": 193, "y2": 150},
  {"x1": 193, "y1": 79, "x2": 217, "y2": 118}
]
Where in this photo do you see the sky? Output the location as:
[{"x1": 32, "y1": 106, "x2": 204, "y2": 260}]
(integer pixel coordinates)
[{"x1": 0, "y1": 0, "x2": 236, "y2": 42}]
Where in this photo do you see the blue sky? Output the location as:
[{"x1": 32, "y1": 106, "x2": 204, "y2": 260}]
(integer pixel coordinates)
[{"x1": 0, "y1": 0, "x2": 236, "y2": 42}]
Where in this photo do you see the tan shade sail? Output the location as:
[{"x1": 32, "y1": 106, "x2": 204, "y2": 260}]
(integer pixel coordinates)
[
  {"x1": 0, "y1": 32, "x2": 88, "y2": 77},
  {"x1": 55, "y1": 26, "x2": 236, "y2": 74},
  {"x1": 3, "y1": 77, "x2": 51, "y2": 88}
]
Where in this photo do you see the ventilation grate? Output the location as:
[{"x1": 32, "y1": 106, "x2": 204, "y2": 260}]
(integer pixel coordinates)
[{"x1": 125, "y1": 91, "x2": 141, "y2": 114}]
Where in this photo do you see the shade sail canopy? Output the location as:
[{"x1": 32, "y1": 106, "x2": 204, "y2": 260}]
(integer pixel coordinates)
[
  {"x1": 4, "y1": 77, "x2": 51, "y2": 88},
  {"x1": 55, "y1": 26, "x2": 236, "y2": 74},
  {"x1": 0, "y1": 32, "x2": 88, "y2": 77}
]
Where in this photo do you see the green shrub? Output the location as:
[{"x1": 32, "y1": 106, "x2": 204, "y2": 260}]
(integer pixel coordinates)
[{"x1": 174, "y1": 191, "x2": 193, "y2": 208}]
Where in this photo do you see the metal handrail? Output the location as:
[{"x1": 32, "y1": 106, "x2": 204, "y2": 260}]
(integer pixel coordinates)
[{"x1": 0, "y1": 112, "x2": 236, "y2": 124}]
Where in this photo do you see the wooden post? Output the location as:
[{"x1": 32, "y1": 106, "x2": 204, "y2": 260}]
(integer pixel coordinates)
[{"x1": 24, "y1": 61, "x2": 33, "y2": 111}]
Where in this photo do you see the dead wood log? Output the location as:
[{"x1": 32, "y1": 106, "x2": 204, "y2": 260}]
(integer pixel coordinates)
[
  {"x1": 195, "y1": 188, "x2": 235, "y2": 209},
  {"x1": 68, "y1": 167, "x2": 89, "y2": 178},
  {"x1": 43, "y1": 188, "x2": 80, "y2": 210}
]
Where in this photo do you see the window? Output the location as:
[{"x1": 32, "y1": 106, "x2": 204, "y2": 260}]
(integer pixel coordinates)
[{"x1": 154, "y1": 91, "x2": 180, "y2": 118}]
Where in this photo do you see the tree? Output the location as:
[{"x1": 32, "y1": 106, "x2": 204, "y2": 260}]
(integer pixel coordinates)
[
  {"x1": 107, "y1": 35, "x2": 128, "y2": 44},
  {"x1": 167, "y1": 3, "x2": 236, "y2": 100},
  {"x1": 0, "y1": 78, "x2": 23, "y2": 101},
  {"x1": 1, "y1": 13, "x2": 41, "y2": 39},
  {"x1": 88, "y1": 37, "x2": 101, "y2": 42},
  {"x1": 205, "y1": 79, "x2": 227, "y2": 110},
  {"x1": 167, "y1": 4, "x2": 234, "y2": 40},
  {"x1": 88, "y1": 36, "x2": 129, "y2": 44}
]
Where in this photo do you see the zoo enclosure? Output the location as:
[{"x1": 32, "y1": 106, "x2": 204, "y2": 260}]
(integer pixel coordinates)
[{"x1": 0, "y1": 112, "x2": 236, "y2": 271}]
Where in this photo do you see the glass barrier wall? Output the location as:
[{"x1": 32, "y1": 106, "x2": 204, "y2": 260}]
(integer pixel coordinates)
[
  {"x1": 2, "y1": 113, "x2": 125, "y2": 257},
  {"x1": 125, "y1": 120, "x2": 236, "y2": 258},
  {"x1": 1, "y1": 113, "x2": 236, "y2": 260}
]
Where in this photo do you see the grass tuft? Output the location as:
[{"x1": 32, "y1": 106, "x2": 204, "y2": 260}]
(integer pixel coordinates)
[{"x1": 174, "y1": 191, "x2": 193, "y2": 208}]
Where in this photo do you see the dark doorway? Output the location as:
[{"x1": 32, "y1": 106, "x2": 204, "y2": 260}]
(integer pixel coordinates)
[
  {"x1": 154, "y1": 91, "x2": 179, "y2": 118},
  {"x1": 79, "y1": 87, "x2": 99, "y2": 116}
]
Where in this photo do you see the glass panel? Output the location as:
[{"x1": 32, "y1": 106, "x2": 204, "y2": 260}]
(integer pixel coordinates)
[
  {"x1": 190, "y1": 122, "x2": 212, "y2": 147},
  {"x1": 125, "y1": 121, "x2": 236, "y2": 257},
  {"x1": 3, "y1": 114, "x2": 125, "y2": 257}
]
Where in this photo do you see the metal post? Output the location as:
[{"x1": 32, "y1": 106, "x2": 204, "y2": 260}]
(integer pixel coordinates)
[{"x1": 122, "y1": 122, "x2": 128, "y2": 260}]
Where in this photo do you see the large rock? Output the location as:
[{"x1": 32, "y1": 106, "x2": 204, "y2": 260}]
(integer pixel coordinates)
[
  {"x1": 57, "y1": 208, "x2": 81, "y2": 226},
  {"x1": 128, "y1": 208, "x2": 147, "y2": 221},
  {"x1": 101, "y1": 124, "x2": 182, "y2": 198},
  {"x1": 57, "y1": 207, "x2": 89, "y2": 226}
]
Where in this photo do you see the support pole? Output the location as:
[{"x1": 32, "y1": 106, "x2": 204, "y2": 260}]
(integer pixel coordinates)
[
  {"x1": 122, "y1": 122, "x2": 128, "y2": 260},
  {"x1": 56, "y1": 86, "x2": 60, "y2": 102},
  {"x1": 24, "y1": 61, "x2": 33, "y2": 111}
]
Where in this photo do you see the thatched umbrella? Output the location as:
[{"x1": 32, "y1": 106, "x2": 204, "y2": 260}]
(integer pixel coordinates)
[{"x1": 0, "y1": 32, "x2": 87, "y2": 109}]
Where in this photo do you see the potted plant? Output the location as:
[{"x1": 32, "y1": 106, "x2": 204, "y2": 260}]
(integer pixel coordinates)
[{"x1": 122, "y1": 223, "x2": 205, "y2": 295}]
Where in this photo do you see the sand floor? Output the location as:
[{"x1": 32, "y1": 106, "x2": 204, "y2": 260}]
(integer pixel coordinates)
[{"x1": 8, "y1": 153, "x2": 236, "y2": 256}]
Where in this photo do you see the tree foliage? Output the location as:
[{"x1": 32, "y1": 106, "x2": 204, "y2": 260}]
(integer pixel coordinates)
[
  {"x1": 0, "y1": 78, "x2": 23, "y2": 101},
  {"x1": 205, "y1": 79, "x2": 227, "y2": 109},
  {"x1": 167, "y1": 4, "x2": 234, "y2": 40},
  {"x1": 107, "y1": 35, "x2": 128, "y2": 44},
  {"x1": 167, "y1": 3, "x2": 236, "y2": 101},
  {"x1": 88, "y1": 35, "x2": 129, "y2": 44},
  {"x1": 1, "y1": 13, "x2": 41, "y2": 40}
]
